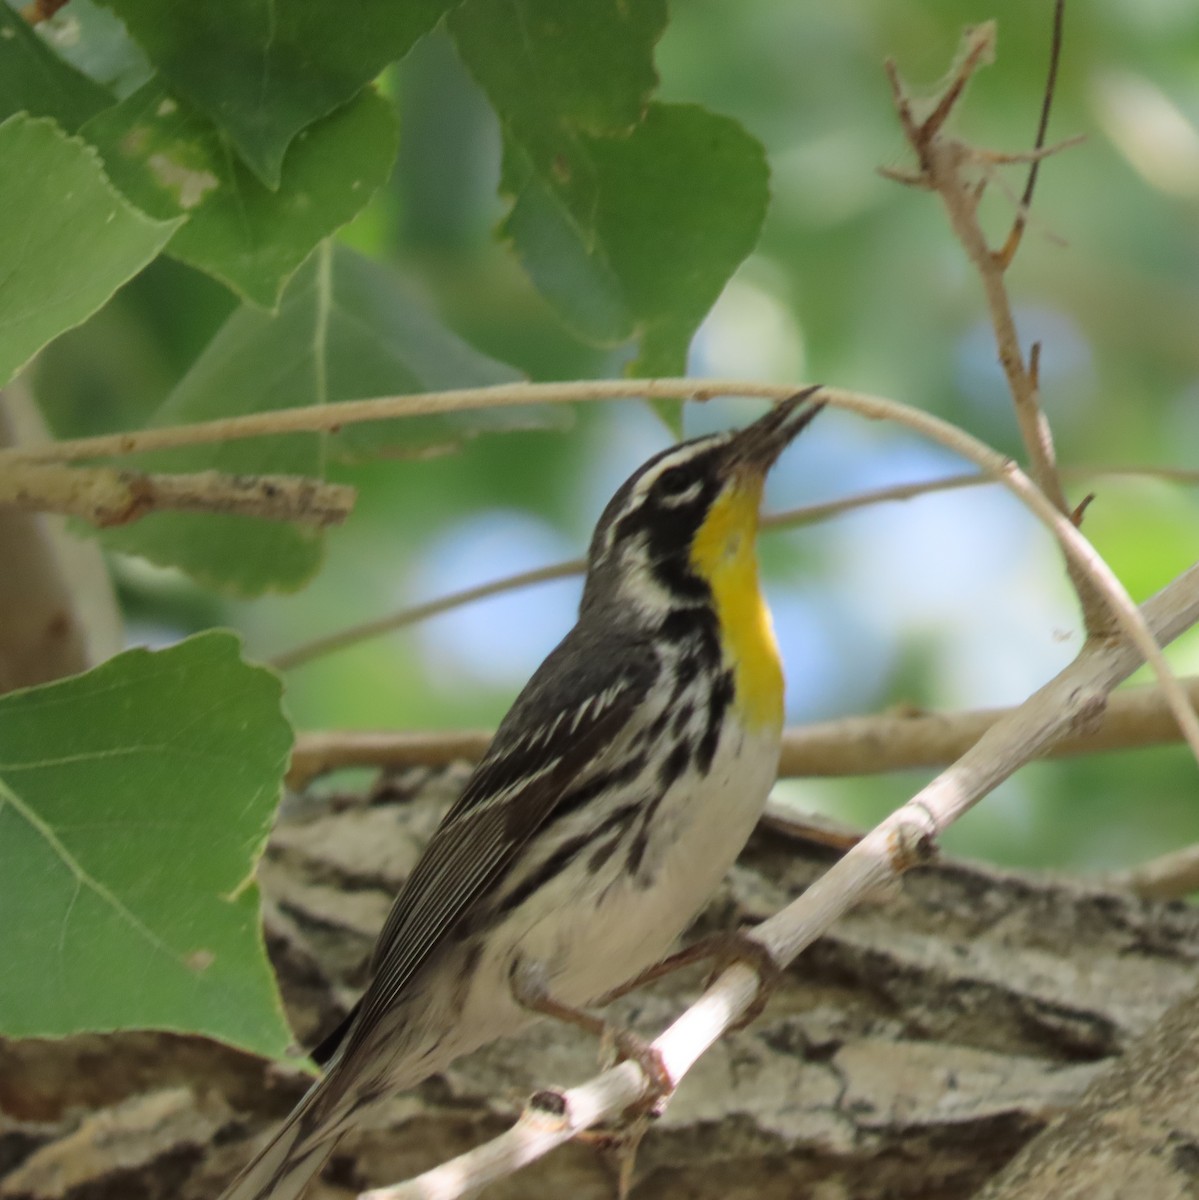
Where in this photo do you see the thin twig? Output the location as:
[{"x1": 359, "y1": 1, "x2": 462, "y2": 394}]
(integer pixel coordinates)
[
  {"x1": 4, "y1": 377, "x2": 1193, "y2": 757},
  {"x1": 270, "y1": 560, "x2": 585, "y2": 671},
  {"x1": 0, "y1": 462, "x2": 355, "y2": 528},
  {"x1": 884, "y1": 17, "x2": 1111, "y2": 638},
  {"x1": 995, "y1": 0, "x2": 1066, "y2": 268},
  {"x1": 286, "y1": 675, "x2": 1199, "y2": 790},
  {"x1": 0, "y1": 380, "x2": 727, "y2": 466},
  {"x1": 287, "y1": 730, "x2": 493, "y2": 788},
  {"x1": 271, "y1": 462, "x2": 1199, "y2": 673},
  {"x1": 370, "y1": 561, "x2": 1199, "y2": 1200}
]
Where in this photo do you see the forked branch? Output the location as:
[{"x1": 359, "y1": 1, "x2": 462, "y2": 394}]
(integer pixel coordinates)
[
  {"x1": 370, "y1": 562, "x2": 1199, "y2": 1200},
  {"x1": 882, "y1": 5, "x2": 1110, "y2": 635}
]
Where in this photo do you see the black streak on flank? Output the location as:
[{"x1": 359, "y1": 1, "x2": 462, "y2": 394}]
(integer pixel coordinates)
[
  {"x1": 626, "y1": 786, "x2": 669, "y2": 880},
  {"x1": 552, "y1": 753, "x2": 647, "y2": 823},
  {"x1": 625, "y1": 738, "x2": 692, "y2": 880},
  {"x1": 697, "y1": 670, "x2": 734, "y2": 775},
  {"x1": 495, "y1": 831, "x2": 592, "y2": 918},
  {"x1": 495, "y1": 802, "x2": 640, "y2": 917},
  {"x1": 657, "y1": 739, "x2": 691, "y2": 792},
  {"x1": 586, "y1": 829, "x2": 625, "y2": 873},
  {"x1": 670, "y1": 655, "x2": 700, "y2": 704},
  {"x1": 644, "y1": 707, "x2": 671, "y2": 747},
  {"x1": 671, "y1": 701, "x2": 695, "y2": 740}
]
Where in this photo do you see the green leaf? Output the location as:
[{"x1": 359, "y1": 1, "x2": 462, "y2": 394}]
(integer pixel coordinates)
[
  {"x1": 99, "y1": 242, "x2": 564, "y2": 594},
  {"x1": 451, "y1": 0, "x2": 666, "y2": 348},
  {"x1": 451, "y1": 0, "x2": 664, "y2": 153},
  {"x1": 0, "y1": 5, "x2": 113, "y2": 131},
  {"x1": 37, "y1": 0, "x2": 155, "y2": 98},
  {"x1": 0, "y1": 632, "x2": 293, "y2": 1056},
  {"x1": 451, "y1": 0, "x2": 769, "y2": 377},
  {"x1": 83, "y1": 81, "x2": 399, "y2": 307},
  {"x1": 95, "y1": 0, "x2": 455, "y2": 187},
  {"x1": 0, "y1": 113, "x2": 181, "y2": 388},
  {"x1": 585, "y1": 103, "x2": 771, "y2": 377}
]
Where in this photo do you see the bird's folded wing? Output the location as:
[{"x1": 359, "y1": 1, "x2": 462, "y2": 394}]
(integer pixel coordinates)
[{"x1": 335, "y1": 660, "x2": 655, "y2": 1061}]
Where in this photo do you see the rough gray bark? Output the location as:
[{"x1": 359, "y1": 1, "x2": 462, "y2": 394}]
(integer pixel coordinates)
[
  {"x1": 971, "y1": 984, "x2": 1199, "y2": 1200},
  {"x1": 2, "y1": 766, "x2": 1197, "y2": 1200}
]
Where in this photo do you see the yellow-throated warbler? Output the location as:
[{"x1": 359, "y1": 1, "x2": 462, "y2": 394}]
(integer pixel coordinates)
[{"x1": 220, "y1": 388, "x2": 823, "y2": 1200}]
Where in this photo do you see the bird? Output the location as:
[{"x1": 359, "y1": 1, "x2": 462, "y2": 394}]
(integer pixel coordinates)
[{"x1": 219, "y1": 388, "x2": 824, "y2": 1200}]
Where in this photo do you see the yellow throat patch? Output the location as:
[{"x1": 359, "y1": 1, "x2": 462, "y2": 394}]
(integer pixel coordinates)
[{"x1": 689, "y1": 475, "x2": 784, "y2": 731}]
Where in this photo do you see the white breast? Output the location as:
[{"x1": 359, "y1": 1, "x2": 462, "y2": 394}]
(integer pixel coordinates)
[
  {"x1": 370, "y1": 712, "x2": 782, "y2": 1104},
  {"x1": 511, "y1": 714, "x2": 781, "y2": 1008}
]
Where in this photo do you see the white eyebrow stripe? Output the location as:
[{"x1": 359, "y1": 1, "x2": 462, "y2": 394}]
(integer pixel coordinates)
[{"x1": 658, "y1": 480, "x2": 703, "y2": 507}]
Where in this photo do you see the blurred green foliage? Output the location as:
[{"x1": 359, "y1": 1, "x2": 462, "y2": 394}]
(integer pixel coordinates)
[{"x1": 10, "y1": 0, "x2": 1199, "y2": 891}]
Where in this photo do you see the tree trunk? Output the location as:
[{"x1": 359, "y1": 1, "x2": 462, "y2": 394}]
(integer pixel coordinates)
[{"x1": 3, "y1": 765, "x2": 1197, "y2": 1200}]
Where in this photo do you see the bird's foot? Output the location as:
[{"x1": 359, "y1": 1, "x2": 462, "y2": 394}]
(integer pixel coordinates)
[{"x1": 703, "y1": 929, "x2": 785, "y2": 1031}]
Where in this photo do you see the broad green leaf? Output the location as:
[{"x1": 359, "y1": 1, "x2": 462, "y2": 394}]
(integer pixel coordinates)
[
  {"x1": 451, "y1": 0, "x2": 664, "y2": 163},
  {"x1": 0, "y1": 5, "x2": 112, "y2": 130},
  {"x1": 584, "y1": 103, "x2": 770, "y2": 377},
  {"x1": 451, "y1": 0, "x2": 769, "y2": 379},
  {"x1": 95, "y1": 0, "x2": 455, "y2": 187},
  {"x1": 0, "y1": 632, "x2": 293, "y2": 1056},
  {"x1": 500, "y1": 102, "x2": 768, "y2": 382},
  {"x1": 83, "y1": 81, "x2": 399, "y2": 307},
  {"x1": 451, "y1": 0, "x2": 665, "y2": 348},
  {"x1": 0, "y1": 113, "x2": 180, "y2": 388},
  {"x1": 99, "y1": 243, "x2": 564, "y2": 594}
]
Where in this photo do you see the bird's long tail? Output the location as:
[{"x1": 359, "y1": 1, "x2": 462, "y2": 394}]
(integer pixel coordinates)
[{"x1": 217, "y1": 1075, "x2": 345, "y2": 1200}]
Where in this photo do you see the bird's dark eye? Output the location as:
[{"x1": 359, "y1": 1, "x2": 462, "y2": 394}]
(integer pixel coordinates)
[
  {"x1": 656, "y1": 466, "x2": 693, "y2": 495},
  {"x1": 653, "y1": 465, "x2": 704, "y2": 508}
]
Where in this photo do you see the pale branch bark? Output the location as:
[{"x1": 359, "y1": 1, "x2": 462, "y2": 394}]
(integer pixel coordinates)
[
  {"x1": 0, "y1": 379, "x2": 757, "y2": 464},
  {"x1": 778, "y1": 674, "x2": 1199, "y2": 774},
  {"x1": 0, "y1": 462, "x2": 356, "y2": 528},
  {"x1": 10, "y1": 375, "x2": 1185, "y2": 754},
  {"x1": 286, "y1": 674, "x2": 1199, "y2": 790},
  {"x1": 885, "y1": 24, "x2": 1068, "y2": 513},
  {"x1": 7, "y1": 766, "x2": 1199, "y2": 1200},
  {"x1": 0, "y1": 372, "x2": 1191, "y2": 746},
  {"x1": 287, "y1": 730, "x2": 493, "y2": 788},
  {"x1": 271, "y1": 462, "x2": 1199, "y2": 675},
  {"x1": 883, "y1": 18, "x2": 1113, "y2": 639},
  {"x1": 971, "y1": 984, "x2": 1199, "y2": 1200},
  {"x1": 371, "y1": 560, "x2": 1199, "y2": 1200},
  {"x1": 1100, "y1": 843, "x2": 1199, "y2": 901}
]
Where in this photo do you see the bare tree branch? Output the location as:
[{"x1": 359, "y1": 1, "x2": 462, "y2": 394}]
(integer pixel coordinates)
[
  {"x1": 364, "y1": 560, "x2": 1199, "y2": 1200},
  {"x1": 0, "y1": 462, "x2": 356, "y2": 528},
  {"x1": 1100, "y1": 843, "x2": 1199, "y2": 901},
  {"x1": 270, "y1": 462, "x2": 1199, "y2": 674},
  {"x1": 2, "y1": 373, "x2": 1194, "y2": 758},
  {"x1": 0, "y1": 389, "x2": 96, "y2": 691},
  {"x1": 883, "y1": 18, "x2": 1111, "y2": 637},
  {"x1": 9, "y1": 375, "x2": 1186, "y2": 755},
  {"x1": 271, "y1": 560, "x2": 585, "y2": 672},
  {"x1": 287, "y1": 672, "x2": 1199, "y2": 790}
]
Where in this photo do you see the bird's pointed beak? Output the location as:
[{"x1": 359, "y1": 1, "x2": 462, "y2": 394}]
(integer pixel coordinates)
[{"x1": 726, "y1": 385, "x2": 825, "y2": 476}]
